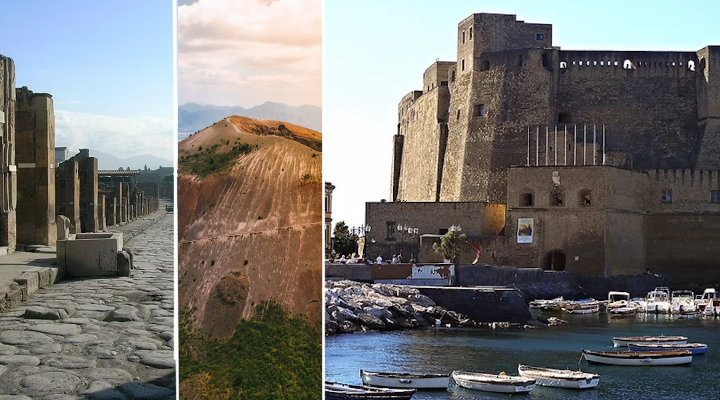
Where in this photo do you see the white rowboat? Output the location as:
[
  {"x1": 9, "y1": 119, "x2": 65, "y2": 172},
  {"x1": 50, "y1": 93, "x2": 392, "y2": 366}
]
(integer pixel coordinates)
[
  {"x1": 451, "y1": 371, "x2": 535, "y2": 393},
  {"x1": 360, "y1": 369, "x2": 449, "y2": 389},
  {"x1": 612, "y1": 335, "x2": 687, "y2": 347},
  {"x1": 325, "y1": 382, "x2": 416, "y2": 400},
  {"x1": 582, "y1": 349, "x2": 693, "y2": 366},
  {"x1": 517, "y1": 364, "x2": 599, "y2": 389}
]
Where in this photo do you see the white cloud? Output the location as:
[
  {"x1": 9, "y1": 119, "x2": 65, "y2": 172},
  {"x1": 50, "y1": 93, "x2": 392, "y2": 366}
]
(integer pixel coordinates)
[
  {"x1": 178, "y1": 0, "x2": 321, "y2": 107},
  {"x1": 54, "y1": 110, "x2": 173, "y2": 161}
]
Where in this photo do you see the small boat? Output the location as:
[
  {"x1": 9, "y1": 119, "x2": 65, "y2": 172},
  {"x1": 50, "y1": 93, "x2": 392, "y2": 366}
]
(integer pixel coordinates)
[
  {"x1": 704, "y1": 299, "x2": 720, "y2": 317},
  {"x1": 581, "y1": 349, "x2": 693, "y2": 366},
  {"x1": 563, "y1": 299, "x2": 600, "y2": 314},
  {"x1": 325, "y1": 382, "x2": 416, "y2": 399},
  {"x1": 612, "y1": 335, "x2": 687, "y2": 347},
  {"x1": 671, "y1": 290, "x2": 697, "y2": 314},
  {"x1": 637, "y1": 289, "x2": 671, "y2": 314},
  {"x1": 529, "y1": 297, "x2": 566, "y2": 311},
  {"x1": 694, "y1": 288, "x2": 717, "y2": 311},
  {"x1": 517, "y1": 364, "x2": 599, "y2": 389},
  {"x1": 451, "y1": 371, "x2": 535, "y2": 393},
  {"x1": 360, "y1": 369, "x2": 449, "y2": 389},
  {"x1": 628, "y1": 342, "x2": 708, "y2": 355}
]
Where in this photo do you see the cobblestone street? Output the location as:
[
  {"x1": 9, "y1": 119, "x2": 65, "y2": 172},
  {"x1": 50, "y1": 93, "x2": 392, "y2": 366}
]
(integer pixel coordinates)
[{"x1": 0, "y1": 208, "x2": 175, "y2": 399}]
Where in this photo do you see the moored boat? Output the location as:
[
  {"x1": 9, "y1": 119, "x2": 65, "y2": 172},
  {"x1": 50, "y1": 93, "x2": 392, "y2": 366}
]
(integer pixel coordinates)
[
  {"x1": 671, "y1": 290, "x2": 697, "y2": 314},
  {"x1": 612, "y1": 335, "x2": 687, "y2": 347},
  {"x1": 451, "y1": 371, "x2": 535, "y2": 393},
  {"x1": 517, "y1": 364, "x2": 599, "y2": 389},
  {"x1": 628, "y1": 342, "x2": 707, "y2": 355},
  {"x1": 563, "y1": 299, "x2": 600, "y2": 314},
  {"x1": 581, "y1": 349, "x2": 693, "y2": 366},
  {"x1": 360, "y1": 370, "x2": 449, "y2": 389},
  {"x1": 325, "y1": 382, "x2": 416, "y2": 399}
]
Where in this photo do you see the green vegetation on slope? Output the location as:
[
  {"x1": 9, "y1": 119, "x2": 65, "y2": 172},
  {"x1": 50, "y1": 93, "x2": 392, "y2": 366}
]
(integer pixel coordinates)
[
  {"x1": 179, "y1": 142, "x2": 257, "y2": 177},
  {"x1": 249, "y1": 124, "x2": 321, "y2": 153},
  {"x1": 179, "y1": 302, "x2": 321, "y2": 400}
]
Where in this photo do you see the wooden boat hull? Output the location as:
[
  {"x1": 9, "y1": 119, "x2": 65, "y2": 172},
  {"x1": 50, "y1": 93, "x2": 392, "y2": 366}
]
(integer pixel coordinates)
[
  {"x1": 612, "y1": 336, "x2": 687, "y2": 347},
  {"x1": 325, "y1": 382, "x2": 416, "y2": 399},
  {"x1": 360, "y1": 370, "x2": 449, "y2": 389},
  {"x1": 582, "y1": 350, "x2": 692, "y2": 366},
  {"x1": 517, "y1": 365, "x2": 599, "y2": 389},
  {"x1": 628, "y1": 343, "x2": 707, "y2": 355},
  {"x1": 451, "y1": 371, "x2": 534, "y2": 393}
]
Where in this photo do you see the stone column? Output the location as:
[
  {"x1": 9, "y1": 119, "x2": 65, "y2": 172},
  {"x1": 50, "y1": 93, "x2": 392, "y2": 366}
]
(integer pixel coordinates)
[
  {"x1": 0, "y1": 55, "x2": 17, "y2": 253},
  {"x1": 16, "y1": 87, "x2": 56, "y2": 245},
  {"x1": 106, "y1": 196, "x2": 116, "y2": 226},
  {"x1": 76, "y1": 149, "x2": 98, "y2": 232},
  {"x1": 98, "y1": 195, "x2": 106, "y2": 231},
  {"x1": 115, "y1": 183, "x2": 124, "y2": 223},
  {"x1": 55, "y1": 160, "x2": 81, "y2": 234}
]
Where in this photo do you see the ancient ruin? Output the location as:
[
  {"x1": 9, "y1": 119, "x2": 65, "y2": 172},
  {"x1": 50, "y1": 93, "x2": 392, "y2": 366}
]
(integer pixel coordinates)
[
  {"x1": 0, "y1": 52, "x2": 160, "y2": 277},
  {"x1": 366, "y1": 13, "x2": 720, "y2": 283}
]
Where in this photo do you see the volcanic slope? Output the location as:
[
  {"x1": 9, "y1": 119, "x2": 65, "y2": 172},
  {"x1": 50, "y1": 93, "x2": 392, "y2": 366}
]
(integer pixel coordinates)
[{"x1": 178, "y1": 116, "x2": 322, "y2": 338}]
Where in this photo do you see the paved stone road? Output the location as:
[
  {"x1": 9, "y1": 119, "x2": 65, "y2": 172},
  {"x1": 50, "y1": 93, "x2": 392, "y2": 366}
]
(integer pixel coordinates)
[{"x1": 0, "y1": 208, "x2": 175, "y2": 399}]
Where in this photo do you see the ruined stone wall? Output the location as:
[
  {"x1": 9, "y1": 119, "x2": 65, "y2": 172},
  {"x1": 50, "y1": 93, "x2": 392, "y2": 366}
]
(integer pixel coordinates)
[
  {"x1": 15, "y1": 87, "x2": 56, "y2": 245},
  {"x1": 0, "y1": 55, "x2": 16, "y2": 252},
  {"x1": 74, "y1": 150, "x2": 99, "y2": 232}
]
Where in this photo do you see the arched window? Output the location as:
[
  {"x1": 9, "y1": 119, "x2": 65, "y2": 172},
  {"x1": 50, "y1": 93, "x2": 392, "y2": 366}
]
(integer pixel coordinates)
[
  {"x1": 623, "y1": 59, "x2": 635, "y2": 69},
  {"x1": 550, "y1": 188, "x2": 564, "y2": 206},
  {"x1": 519, "y1": 190, "x2": 534, "y2": 207},
  {"x1": 578, "y1": 189, "x2": 592, "y2": 207}
]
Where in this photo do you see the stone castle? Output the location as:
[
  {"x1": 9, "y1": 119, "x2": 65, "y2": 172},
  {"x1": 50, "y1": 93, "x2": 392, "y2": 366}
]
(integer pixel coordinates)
[{"x1": 366, "y1": 13, "x2": 720, "y2": 283}]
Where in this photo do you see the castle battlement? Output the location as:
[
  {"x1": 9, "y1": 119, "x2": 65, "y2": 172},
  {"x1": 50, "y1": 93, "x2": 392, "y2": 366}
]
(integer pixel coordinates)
[{"x1": 392, "y1": 12, "x2": 720, "y2": 204}]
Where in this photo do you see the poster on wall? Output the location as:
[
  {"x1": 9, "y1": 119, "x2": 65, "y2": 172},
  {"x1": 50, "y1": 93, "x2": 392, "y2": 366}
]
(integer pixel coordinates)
[{"x1": 517, "y1": 218, "x2": 534, "y2": 243}]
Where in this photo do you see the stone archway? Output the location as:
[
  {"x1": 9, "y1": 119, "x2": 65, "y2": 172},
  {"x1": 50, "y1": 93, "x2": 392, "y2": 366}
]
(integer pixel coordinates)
[{"x1": 543, "y1": 249, "x2": 566, "y2": 271}]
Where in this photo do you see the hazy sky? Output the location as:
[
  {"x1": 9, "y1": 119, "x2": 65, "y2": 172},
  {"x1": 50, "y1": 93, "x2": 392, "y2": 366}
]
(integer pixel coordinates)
[
  {"x1": 178, "y1": 0, "x2": 322, "y2": 108},
  {"x1": 0, "y1": 1, "x2": 173, "y2": 161},
  {"x1": 325, "y1": 0, "x2": 720, "y2": 228}
]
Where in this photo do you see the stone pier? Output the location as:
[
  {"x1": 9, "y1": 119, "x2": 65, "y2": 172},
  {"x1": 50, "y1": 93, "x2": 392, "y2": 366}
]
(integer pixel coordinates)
[
  {"x1": 74, "y1": 149, "x2": 98, "y2": 233},
  {"x1": 0, "y1": 55, "x2": 17, "y2": 253},
  {"x1": 16, "y1": 87, "x2": 56, "y2": 245},
  {"x1": 55, "y1": 160, "x2": 81, "y2": 233}
]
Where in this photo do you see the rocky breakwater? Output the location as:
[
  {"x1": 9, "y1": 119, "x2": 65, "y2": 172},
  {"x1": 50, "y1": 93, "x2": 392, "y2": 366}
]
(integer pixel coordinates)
[{"x1": 325, "y1": 280, "x2": 476, "y2": 335}]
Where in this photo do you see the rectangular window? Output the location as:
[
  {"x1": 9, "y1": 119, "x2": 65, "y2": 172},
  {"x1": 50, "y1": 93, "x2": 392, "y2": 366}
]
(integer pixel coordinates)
[
  {"x1": 440, "y1": 81, "x2": 448, "y2": 86},
  {"x1": 711, "y1": 190, "x2": 720, "y2": 203},
  {"x1": 476, "y1": 104, "x2": 485, "y2": 117},
  {"x1": 536, "y1": 33, "x2": 544, "y2": 40},
  {"x1": 469, "y1": 27, "x2": 473, "y2": 39},
  {"x1": 661, "y1": 189, "x2": 672, "y2": 204},
  {"x1": 462, "y1": 30, "x2": 465, "y2": 44},
  {"x1": 461, "y1": 59, "x2": 465, "y2": 71}
]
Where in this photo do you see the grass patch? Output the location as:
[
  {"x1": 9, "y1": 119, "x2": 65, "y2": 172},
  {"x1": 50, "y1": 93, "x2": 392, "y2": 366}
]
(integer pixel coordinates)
[
  {"x1": 179, "y1": 143, "x2": 257, "y2": 177},
  {"x1": 179, "y1": 302, "x2": 321, "y2": 399}
]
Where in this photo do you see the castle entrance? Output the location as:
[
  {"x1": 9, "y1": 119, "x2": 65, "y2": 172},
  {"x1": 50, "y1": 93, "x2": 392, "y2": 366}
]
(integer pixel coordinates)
[{"x1": 543, "y1": 249, "x2": 566, "y2": 271}]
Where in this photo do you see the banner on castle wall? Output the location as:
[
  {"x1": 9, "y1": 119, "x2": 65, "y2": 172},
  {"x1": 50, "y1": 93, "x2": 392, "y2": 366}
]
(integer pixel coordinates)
[{"x1": 517, "y1": 218, "x2": 534, "y2": 243}]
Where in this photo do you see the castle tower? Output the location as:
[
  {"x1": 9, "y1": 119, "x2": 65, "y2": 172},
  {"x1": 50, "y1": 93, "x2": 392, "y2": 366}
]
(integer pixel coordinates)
[
  {"x1": 440, "y1": 13, "x2": 556, "y2": 203},
  {"x1": 695, "y1": 46, "x2": 720, "y2": 170}
]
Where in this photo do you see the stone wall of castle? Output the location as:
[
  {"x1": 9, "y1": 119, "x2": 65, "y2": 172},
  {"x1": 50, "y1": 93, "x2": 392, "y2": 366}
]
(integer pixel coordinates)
[{"x1": 394, "y1": 13, "x2": 720, "y2": 204}]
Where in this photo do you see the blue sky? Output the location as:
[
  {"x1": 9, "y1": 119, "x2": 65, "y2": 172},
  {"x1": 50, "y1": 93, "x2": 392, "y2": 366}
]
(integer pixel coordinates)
[
  {"x1": 0, "y1": 1, "x2": 173, "y2": 161},
  {"x1": 324, "y1": 0, "x2": 720, "y2": 228}
]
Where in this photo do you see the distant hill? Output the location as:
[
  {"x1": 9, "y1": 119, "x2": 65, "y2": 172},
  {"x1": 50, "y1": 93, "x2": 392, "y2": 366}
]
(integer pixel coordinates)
[
  {"x1": 90, "y1": 150, "x2": 173, "y2": 170},
  {"x1": 178, "y1": 102, "x2": 321, "y2": 140}
]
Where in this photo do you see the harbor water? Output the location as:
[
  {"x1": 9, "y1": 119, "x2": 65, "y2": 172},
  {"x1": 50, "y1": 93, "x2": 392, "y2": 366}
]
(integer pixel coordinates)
[{"x1": 325, "y1": 312, "x2": 720, "y2": 399}]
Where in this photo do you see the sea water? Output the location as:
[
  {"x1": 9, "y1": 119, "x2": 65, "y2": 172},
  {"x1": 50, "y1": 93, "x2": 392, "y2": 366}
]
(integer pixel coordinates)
[{"x1": 325, "y1": 312, "x2": 720, "y2": 399}]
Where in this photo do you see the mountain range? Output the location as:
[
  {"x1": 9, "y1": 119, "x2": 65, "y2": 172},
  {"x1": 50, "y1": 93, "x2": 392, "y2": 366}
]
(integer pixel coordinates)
[
  {"x1": 178, "y1": 101, "x2": 321, "y2": 140},
  {"x1": 89, "y1": 150, "x2": 173, "y2": 171}
]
